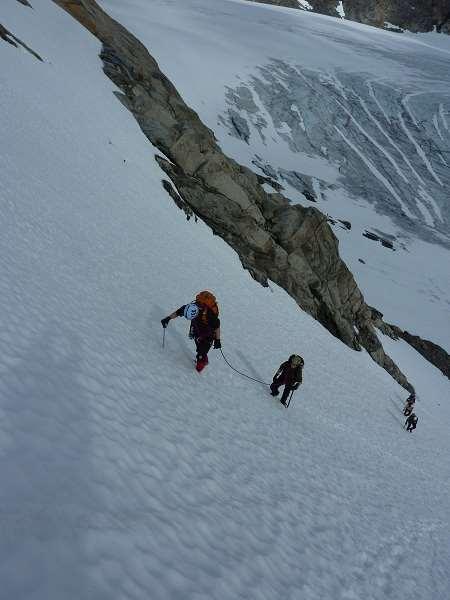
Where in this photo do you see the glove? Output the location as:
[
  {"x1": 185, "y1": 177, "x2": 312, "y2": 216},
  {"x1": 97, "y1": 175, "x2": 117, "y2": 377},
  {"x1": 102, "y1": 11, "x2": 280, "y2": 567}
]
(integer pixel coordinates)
[
  {"x1": 292, "y1": 382, "x2": 300, "y2": 390},
  {"x1": 161, "y1": 317, "x2": 170, "y2": 328},
  {"x1": 213, "y1": 339, "x2": 222, "y2": 349}
]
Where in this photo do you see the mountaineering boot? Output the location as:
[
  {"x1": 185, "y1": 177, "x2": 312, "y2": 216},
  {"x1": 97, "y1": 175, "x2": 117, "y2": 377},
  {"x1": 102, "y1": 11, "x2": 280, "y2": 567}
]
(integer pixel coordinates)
[
  {"x1": 280, "y1": 389, "x2": 290, "y2": 407},
  {"x1": 270, "y1": 383, "x2": 279, "y2": 396},
  {"x1": 196, "y1": 355, "x2": 208, "y2": 373}
]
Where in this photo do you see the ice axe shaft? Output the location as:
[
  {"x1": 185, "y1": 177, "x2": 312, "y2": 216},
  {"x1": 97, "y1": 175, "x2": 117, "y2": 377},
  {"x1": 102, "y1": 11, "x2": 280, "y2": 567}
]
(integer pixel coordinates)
[{"x1": 285, "y1": 388, "x2": 295, "y2": 408}]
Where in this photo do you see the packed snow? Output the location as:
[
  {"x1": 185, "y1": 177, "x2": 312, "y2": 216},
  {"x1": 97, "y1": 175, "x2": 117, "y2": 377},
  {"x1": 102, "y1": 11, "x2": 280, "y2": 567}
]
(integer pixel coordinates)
[{"x1": 1, "y1": 1, "x2": 450, "y2": 599}]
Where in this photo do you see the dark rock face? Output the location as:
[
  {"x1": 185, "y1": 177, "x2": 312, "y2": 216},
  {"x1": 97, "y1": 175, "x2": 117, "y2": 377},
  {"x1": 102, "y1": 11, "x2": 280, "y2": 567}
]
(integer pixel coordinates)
[
  {"x1": 306, "y1": 1, "x2": 339, "y2": 16},
  {"x1": 0, "y1": 23, "x2": 42, "y2": 60},
  {"x1": 370, "y1": 309, "x2": 450, "y2": 379},
  {"x1": 385, "y1": 0, "x2": 450, "y2": 33},
  {"x1": 344, "y1": 1, "x2": 384, "y2": 27},
  {"x1": 307, "y1": 1, "x2": 450, "y2": 33},
  {"x1": 52, "y1": 0, "x2": 413, "y2": 391},
  {"x1": 400, "y1": 331, "x2": 450, "y2": 379},
  {"x1": 251, "y1": 0, "x2": 450, "y2": 34}
]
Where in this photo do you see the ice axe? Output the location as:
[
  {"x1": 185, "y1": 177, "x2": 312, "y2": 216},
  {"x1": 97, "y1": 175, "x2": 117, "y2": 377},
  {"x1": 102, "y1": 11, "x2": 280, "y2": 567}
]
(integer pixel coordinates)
[{"x1": 285, "y1": 388, "x2": 295, "y2": 408}]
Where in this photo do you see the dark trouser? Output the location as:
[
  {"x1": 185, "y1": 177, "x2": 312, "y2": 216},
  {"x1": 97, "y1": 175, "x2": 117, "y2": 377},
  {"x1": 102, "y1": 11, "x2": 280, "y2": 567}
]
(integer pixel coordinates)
[
  {"x1": 195, "y1": 337, "x2": 213, "y2": 360},
  {"x1": 271, "y1": 380, "x2": 294, "y2": 403},
  {"x1": 407, "y1": 423, "x2": 416, "y2": 432}
]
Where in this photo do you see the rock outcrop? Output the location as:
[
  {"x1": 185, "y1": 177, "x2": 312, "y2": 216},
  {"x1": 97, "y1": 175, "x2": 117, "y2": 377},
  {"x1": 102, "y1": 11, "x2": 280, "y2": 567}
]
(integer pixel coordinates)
[
  {"x1": 340, "y1": 0, "x2": 450, "y2": 33},
  {"x1": 305, "y1": 1, "x2": 339, "y2": 16},
  {"x1": 369, "y1": 307, "x2": 449, "y2": 379},
  {"x1": 249, "y1": 0, "x2": 450, "y2": 34},
  {"x1": 399, "y1": 331, "x2": 450, "y2": 379},
  {"x1": 51, "y1": 0, "x2": 413, "y2": 391},
  {"x1": 0, "y1": 23, "x2": 42, "y2": 60}
]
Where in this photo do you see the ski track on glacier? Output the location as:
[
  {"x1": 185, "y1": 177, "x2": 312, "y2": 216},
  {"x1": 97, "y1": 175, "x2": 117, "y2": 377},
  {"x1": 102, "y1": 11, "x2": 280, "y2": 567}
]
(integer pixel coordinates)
[
  {"x1": 357, "y1": 95, "x2": 427, "y2": 187},
  {"x1": 439, "y1": 102, "x2": 449, "y2": 130},
  {"x1": 334, "y1": 125, "x2": 416, "y2": 219},
  {"x1": 398, "y1": 112, "x2": 443, "y2": 186},
  {"x1": 367, "y1": 80, "x2": 392, "y2": 124},
  {"x1": 336, "y1": 98, "x2": 409, "y2": 183},
  {"x1": 433, "y1": 113, "x2": 445, "y2": 141}
]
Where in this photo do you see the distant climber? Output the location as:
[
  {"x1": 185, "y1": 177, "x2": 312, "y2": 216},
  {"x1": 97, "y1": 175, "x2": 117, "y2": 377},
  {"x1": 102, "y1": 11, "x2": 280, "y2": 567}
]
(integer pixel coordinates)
[
  {"x1": 403, "y1": 393, "x2": 416, "y2": 416},
  {"x1": 161, "y1": 290, "x2": 221, "y2": 372},
  {"x1": 270, "y1": 354, "x2": 304, "y2": 407},
  {"x1": 404, "y1": 412, "x2": 418, "y2": 433}
]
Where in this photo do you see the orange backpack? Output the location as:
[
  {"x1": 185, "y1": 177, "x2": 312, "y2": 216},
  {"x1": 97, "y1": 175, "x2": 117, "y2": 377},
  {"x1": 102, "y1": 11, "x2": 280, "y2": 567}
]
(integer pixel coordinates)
[{"x1": 195, "y1": 290, "x2": 219, "y2": 315}]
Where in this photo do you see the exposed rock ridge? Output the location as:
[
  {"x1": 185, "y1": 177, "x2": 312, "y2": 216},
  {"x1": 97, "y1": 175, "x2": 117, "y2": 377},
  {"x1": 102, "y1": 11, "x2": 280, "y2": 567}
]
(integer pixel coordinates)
[
  {"x1": 248, "y1": 0, "x2": 450, "y2": 34},
  {"x1": 370, "y1": 308, "x2": 450, "y2": 379},
  {"x1": 340, "y1": 0, "x2": 450, "y2": 33},
  {"x1": 52, "y1": 0, "x2": 413, "y2": 391},
  {"x1": 0, "y1": 23, "x2": 42, "y2": 60},
  {"x1": 399, "y1": 331, "x2": 450, "y2": 379}
]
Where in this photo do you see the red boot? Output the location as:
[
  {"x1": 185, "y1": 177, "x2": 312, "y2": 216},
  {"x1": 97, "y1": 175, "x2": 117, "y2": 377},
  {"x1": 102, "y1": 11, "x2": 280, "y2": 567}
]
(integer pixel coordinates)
[{"x1": 196, "y1": 355, "x2": 209, "y2": 372}]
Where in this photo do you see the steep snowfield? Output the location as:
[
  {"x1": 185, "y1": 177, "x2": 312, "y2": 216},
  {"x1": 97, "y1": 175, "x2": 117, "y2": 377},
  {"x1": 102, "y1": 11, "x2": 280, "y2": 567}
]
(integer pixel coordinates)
[
  {"x1": 1, "y1": 2, "x2": 450, "y2": 599},
  {"x1": 102, "y1": 0, "x2": 450, "y2": 349}
]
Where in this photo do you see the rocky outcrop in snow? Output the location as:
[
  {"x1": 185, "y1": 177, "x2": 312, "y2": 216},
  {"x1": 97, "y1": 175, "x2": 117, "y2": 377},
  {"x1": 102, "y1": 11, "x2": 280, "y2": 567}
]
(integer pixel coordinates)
[
  {"x1": 51, "y1": 0, "x2": 413, "y2": 391},
  {"x1": 399, "y1": 331, "x2": 450, "y2": 379},
  {"x1": 0, "y1": 23, "x2": 42, "y2": 60},
  {"x1": 304, "y1": 1, "x2": 339, "y2": 16},
  {"x1": 370, "y1": 308, "x2": 450, "y2": 379},
  {"x1": 339, "y1": 0, "x2": 450, "y2": 33},
  {"x1": 249, "y1": 0, "x2": 450, "y2": 33}
]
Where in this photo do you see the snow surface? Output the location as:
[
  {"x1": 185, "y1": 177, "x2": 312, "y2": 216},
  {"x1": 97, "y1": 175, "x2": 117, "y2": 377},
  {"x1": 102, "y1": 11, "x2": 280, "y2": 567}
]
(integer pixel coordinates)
[
  {"x1": 1, "y1": 1, "x2": 450, "y2": 599},
  {"x1": 101, "y1": 0, "x2": 450, "y2": 349}
]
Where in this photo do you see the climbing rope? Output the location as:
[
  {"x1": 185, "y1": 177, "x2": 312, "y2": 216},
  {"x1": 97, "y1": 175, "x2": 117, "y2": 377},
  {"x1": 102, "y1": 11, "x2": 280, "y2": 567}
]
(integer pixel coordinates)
[{"x1": 220, "y1": 348, "x2": 271, "y2": 387}]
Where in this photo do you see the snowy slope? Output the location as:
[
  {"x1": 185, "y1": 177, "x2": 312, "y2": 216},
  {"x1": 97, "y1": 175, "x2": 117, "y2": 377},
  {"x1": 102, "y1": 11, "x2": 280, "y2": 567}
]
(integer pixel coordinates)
[
  {"x1": 1, "y1": 2, "x2": 450, "y2": 600},
  {"x1": 101, "y1": 0, "x2": 450, "y2": 349}
]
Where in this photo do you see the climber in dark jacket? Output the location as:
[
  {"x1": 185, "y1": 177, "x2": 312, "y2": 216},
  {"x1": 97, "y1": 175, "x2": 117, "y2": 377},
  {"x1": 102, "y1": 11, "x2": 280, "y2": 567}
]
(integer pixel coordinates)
[
  {"x1": 404, "y1": 412, "x2": 418, "y2": 432},
  {"x1": 270, "y1": 354, "x2": 304, "y2": 406},
  {"x1": 403, "y1": 393, "x2": 415, "y2": 416}
]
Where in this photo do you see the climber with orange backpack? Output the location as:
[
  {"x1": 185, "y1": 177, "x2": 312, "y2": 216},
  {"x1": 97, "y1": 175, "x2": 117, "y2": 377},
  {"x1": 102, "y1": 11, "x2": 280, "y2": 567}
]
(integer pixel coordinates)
[{"x1": 161, "y1": 291, "x2": 221, "y2": 372}]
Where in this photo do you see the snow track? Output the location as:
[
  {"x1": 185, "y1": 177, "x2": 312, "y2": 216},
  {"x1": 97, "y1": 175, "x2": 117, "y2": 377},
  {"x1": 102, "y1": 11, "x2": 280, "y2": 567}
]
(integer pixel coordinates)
[
  {"x1": 334, "y1": 125, "x2": 415, "y2": 219},
  {"x1": 398, "y1": 112, "x2": 443, "y2": 187}
]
